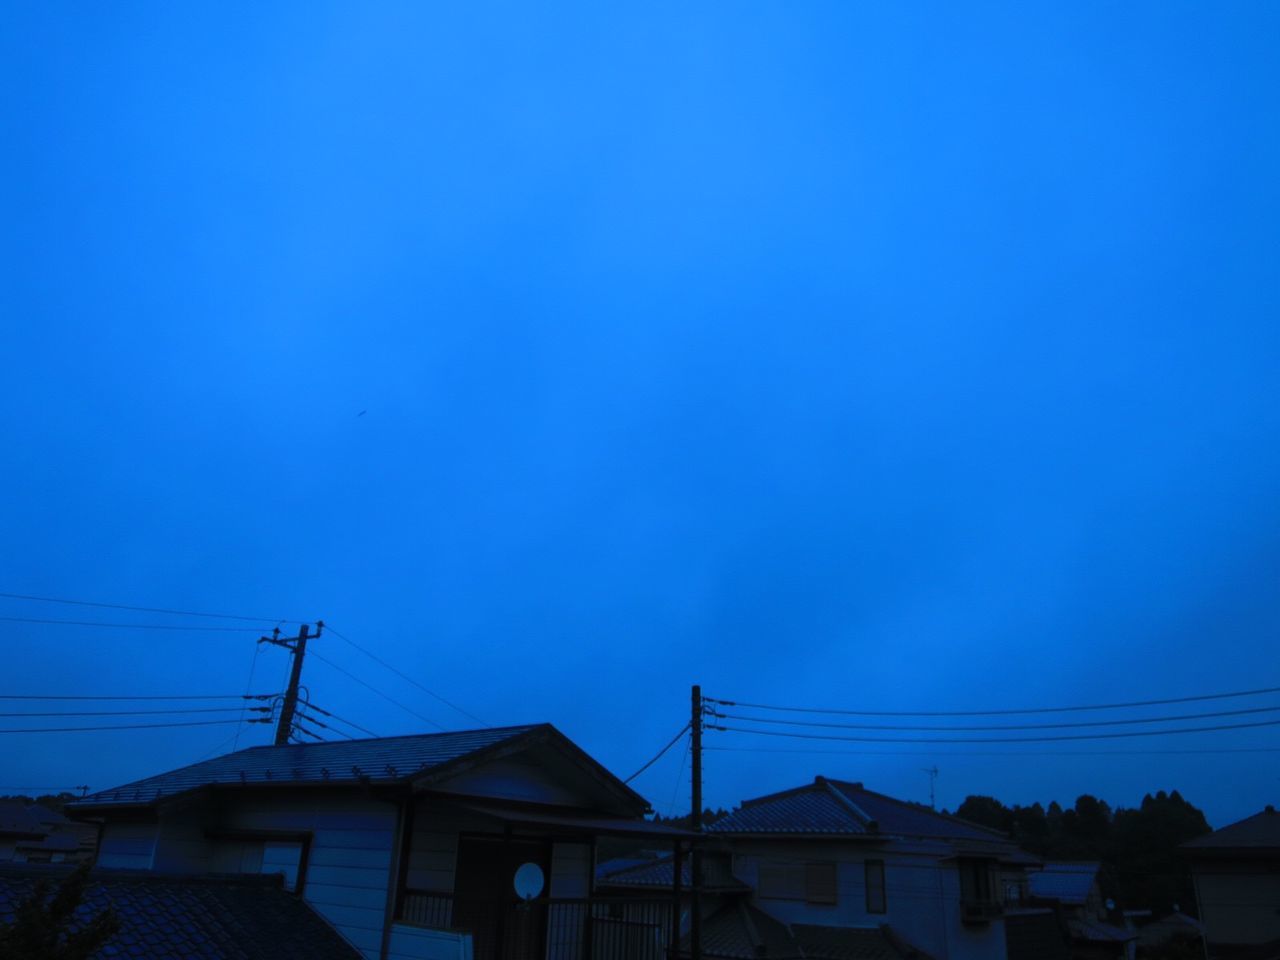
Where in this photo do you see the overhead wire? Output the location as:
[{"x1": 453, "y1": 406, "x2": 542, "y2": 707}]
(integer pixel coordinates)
[
  {"x1": 0, "y1": 694, "x2": 276, "y2": 701},
  {"x1": 0, "y1": 707, "x2": 270, "y2": 718},
  {"x1": 707, "y1": 717, "x2": 1280, "y2": 744},
  {"x1": 309, "y1": 650, "x2": 446, "y2": 732},
  {"x1": 703, "y1": 745, "x2": 1280, "y2": 757},
  {"x1": 711, "y1": 703, "x2": 1280, "y2": 732},
  {"x1": 324, "y1": 624, "x2": 490, "y2": 728},
  {"x1": 298, "y1": 699, "x2": 379, "y2": 738},
  {"x1": 624, "y1": 723, "x2": 691, "y2": 784},
  {"x1": 0, "y1": 719, "x2": 265, "y2": 734},
  {"x1": 705, "y1": 683, "x2": 1280, "y2": 718},
  {"x1": 0, "y1": 590, "x2": 299, "y2": 624},
  {"x1": 0, "y1": 616, "x2": 262, "y2": 632}
]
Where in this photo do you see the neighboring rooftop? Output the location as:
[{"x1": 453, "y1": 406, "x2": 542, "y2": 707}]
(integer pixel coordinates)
[
  {"x1": 707, "y1": 777, "x2": 1015, "y2": 846},
  {"x1": 70, "y1": 725, "x2": 542, "y2": 808},
  {"x1": 597, "y1": 853, "x2": 749, "y2": 892},
  {"x1": 1182, "y1": 805, "x2": 1280, "y2": 853},
  {"x1": 1027, "y1": 862, "x2": 1100, "y2": 905},
  {"x1": 0, "y1": 865, "x2": 361, "y2": 960},
  {"x1": 0, "y1": 801, "x2": 45, "y2": 838},
  {"x1": 683, "y1": 901, "x2": 933, "y2": 960}
]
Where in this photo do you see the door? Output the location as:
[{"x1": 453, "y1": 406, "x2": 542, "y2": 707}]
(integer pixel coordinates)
[{"x1": 453, "y1": 835, "x2": 553, "y2": 960}]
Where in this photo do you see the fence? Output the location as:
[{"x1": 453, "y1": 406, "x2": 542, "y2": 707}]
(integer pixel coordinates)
[{"x1": 399, "y1": 892, "x2": 676, "y2": 960}]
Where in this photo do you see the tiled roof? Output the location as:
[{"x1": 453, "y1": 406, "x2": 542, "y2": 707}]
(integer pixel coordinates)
[
  {"x1": 596, "y1": 854, "x2": 749, "y2": 891},
  {"x1": 0, "y1": 865, "x2": 361, "y2": 960},
  {"x1": 70, "y1": 725, "x2": 539, "y2": 808},
  {"x1": 0, "y1": 802, "x2": 45, "y2": 837},
  {"x1": 1182, "y1": 806, "x2": 1280, "y2": 852},
  {"x1": 685, "y1": 901, "x2": 804, "y2": 960},
  {"x1": 708, "y1": 777, "x2": 1013, "y2": 845},
  {"x1": 1027, "y1": 862, "x2": 1099, "y2": 904},
  {"x1": 1066, "y1": 916, "x2": 1136, "y2": 944},
  {"x1": 793, "y1": 924, "x2": 933, "y2": 960}
]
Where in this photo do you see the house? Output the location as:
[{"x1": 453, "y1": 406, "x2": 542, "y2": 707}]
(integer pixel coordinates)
[
  {"x1": 699, "y1": 776, "x2": 1042, "y2": 960},
  {"x1": 1181, "y1": 804, "x2": 1280, "y2": 958},
  {"x1": 0, "y1": 863, "x2": 363, "y2": 959},
  {"x1": 0, "y1": 800, "x2": 96, "y2": 864},
  {"x1": 1024, "y1": 862, "x2": 1133, "y2": 960},
  {"x1": 67, "y1": 724, "x2": 692, "y2": 960}
]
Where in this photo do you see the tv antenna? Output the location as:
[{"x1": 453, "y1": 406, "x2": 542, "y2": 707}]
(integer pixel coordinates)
[{"x1": 923, "y1": 766, "x2": 939, "y2": 809}]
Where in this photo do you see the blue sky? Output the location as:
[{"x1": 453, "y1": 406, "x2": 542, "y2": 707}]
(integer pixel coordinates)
[{"x1": 2, "y1": 2, "x2": 1278, "y2": 828}]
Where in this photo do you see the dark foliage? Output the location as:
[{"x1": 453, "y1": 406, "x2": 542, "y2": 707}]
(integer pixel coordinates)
[
  {"x1": 0, "y1": 863, "x2": 119, "y2": 960},
  {"x1": 952, "y1": 790, "x2": 1211, "y2": 914},
  {"x1": 650, "y1": 807, "x2": 730, "y2": 831}
]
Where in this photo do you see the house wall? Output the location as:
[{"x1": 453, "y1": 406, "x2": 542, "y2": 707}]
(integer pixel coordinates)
[
  {"x1": 114, "y1": 792, "x2": 398, "y2": 960},
  {"x1": 97, "y1": 821, "x2": 157, "y2": 870},
  {"x1": 728, "y1": 839, "x2": 1009, "y2": 960},
  {"x1": 1193, "y1": 862, "x2": 1280, "y2": 947}
]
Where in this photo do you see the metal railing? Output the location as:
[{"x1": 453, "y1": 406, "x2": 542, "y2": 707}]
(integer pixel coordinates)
[{"x1": 398, "y1": 892, "x2": 675, "y2": 960}]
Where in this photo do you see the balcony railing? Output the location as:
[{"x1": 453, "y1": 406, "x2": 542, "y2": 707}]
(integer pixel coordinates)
[{"x1": 398, "y1": 891, "x2": 676, "y2": 960}]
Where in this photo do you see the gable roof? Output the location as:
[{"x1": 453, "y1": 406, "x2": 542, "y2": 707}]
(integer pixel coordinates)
[
  {"x1": 0, "y1": 865, "x2": 361, "y2": 960},
  {"x1": 69, "y1": 723, "x2": 648, "y2": 815},
  {"x1": 1027, "y1": 862, "x2": 1100, "y2": 904},
  {"x1": 707, "y1": 777, "x2": 1013, "y2": 846},
  {"x1": 1182, "y1": 805, "x2": 1280, "y2": 853}
]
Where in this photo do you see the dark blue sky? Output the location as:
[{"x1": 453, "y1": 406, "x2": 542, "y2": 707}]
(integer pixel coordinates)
[{"x1": 2, "y1": 3, "x2": 1278, "y2": 828}]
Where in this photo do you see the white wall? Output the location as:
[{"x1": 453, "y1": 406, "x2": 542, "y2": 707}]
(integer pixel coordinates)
[
  {"x1": 729, "y1": 840, "x2": 1008, "y2": 960},
  {"x1": 97, "y1": 822, "x2": 157, "y2": 870}
]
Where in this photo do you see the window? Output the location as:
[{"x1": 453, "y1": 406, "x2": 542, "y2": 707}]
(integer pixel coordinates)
[
  {"x1": 211, "y1": 836, "x2": 306, "y2": 892},
  {"x1": 805, "y1": 862, "x2": 837, "y2": 905},
  {"x1": 758, "y1": 861, "x2": 838, "y2": 904},
  {"x1": 865, "y1": 860, "x2": 886, "y2": 914},
  {"x1": 958, "y1": 858, "x2": 994, "y2": 904}
]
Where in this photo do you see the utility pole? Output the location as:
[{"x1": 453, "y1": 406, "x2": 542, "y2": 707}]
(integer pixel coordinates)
[
  {"x1": 260, "y1": 621, "x2": 322, "y2": 746},
  {"x1": 690, "y1": 684, "x2": 703, "y2": 960}
]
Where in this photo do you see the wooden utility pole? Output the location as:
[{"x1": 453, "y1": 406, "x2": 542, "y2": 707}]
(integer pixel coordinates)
[
  {"x1": 690, "y1": 684, "x2": 703, "y2": 960},
  {"x1": 260, "y1": 621, "x2": 322, "y2": 745}
]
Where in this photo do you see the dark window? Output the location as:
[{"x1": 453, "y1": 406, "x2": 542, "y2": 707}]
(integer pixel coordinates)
[
  {"x1": 804, "y1": 862, "x2": 837, "y2": 905},
  {"x1": 958, "y1": 858, "x2": 994, "y2": 904},
  {"x1": 864, "y1": 860, "x2": 886, "y2": 914}
]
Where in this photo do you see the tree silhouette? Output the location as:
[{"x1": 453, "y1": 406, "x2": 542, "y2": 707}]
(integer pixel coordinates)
[{"x1": 0, "y1": 863, "x2": 119, "y2": 960}]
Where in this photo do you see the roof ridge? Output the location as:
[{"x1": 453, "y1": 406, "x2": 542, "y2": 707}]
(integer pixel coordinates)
[
  {"x1": 235, "y1": 722, "x2": 541, "y2": 752},
  {"x1": 831, "y1": 779, "x2": 1013, "y2": 841},
  {"x1": 738, "y1": 781, "x2": 827, "y2": 810},
  {"x1": 817, "y1": 778, "x2": 879, "y2": 832}
]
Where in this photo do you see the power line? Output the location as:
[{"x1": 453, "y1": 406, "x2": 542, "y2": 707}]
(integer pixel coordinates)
[
  {"x1": 668, "y1": 732, "x2": 692, "y2": 817},
  {"x1": 308, "y1": 650, "x2": 446, "y2": 732},
  {"x1": 0, "y1": 719, "x2": 266, "y2": 734},
  {"x1": 0, "y1": 616, "x2": 261, "y2": 632},
  {"x1": 711, "y1": 703, "x2": 1280, "y2": 733},
  {"x1": 0, "y1": 591, "x2": 298, "y2": 624},
  {"x1": 295, "y1": 711, "x2": 351, "y2": 741},
  {"x1": 298, "y1": 699, "x2": 379, "y2": 738},
  {"x1": 624, "y1": 724, "x2": 691, "y2": 784},
  {"x1": 325, "y1": 624, "x2": 489, "y2": 727},
  {"x1": 0, "y1": 694, "x2": 276, "y2": 701},
  {"x1": 707, "y1": 717, "x2": 1280, "y2": 744},
  {"x1": 703, "y1": 745, "x2": 1280, "y2": 757},
  {"x1": 706, "y1": 684, "x2": 1280, "y2": 718},
  {"x1": 0, "y1": 707, "x2": 271, "y2": 718}
]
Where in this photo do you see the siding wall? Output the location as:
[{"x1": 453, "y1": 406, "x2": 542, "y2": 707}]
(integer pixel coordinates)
[
  {"x1": 729, "y1": 840, "x2": 1009, "y2": 960},
  {"x1": 137, "y1": 792, "x2": 399, "y2": 960},
  {"x1": 97, "y1": 822, "x2": 157, "y2": 870},
  {"x1": 1195, "y1": 865, "x2": 1280, "y2": 947}
]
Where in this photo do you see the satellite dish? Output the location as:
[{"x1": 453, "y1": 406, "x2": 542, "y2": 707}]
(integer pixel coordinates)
[{"x1": 513, "y1": 863, "x2": 545, "y2": 901}]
